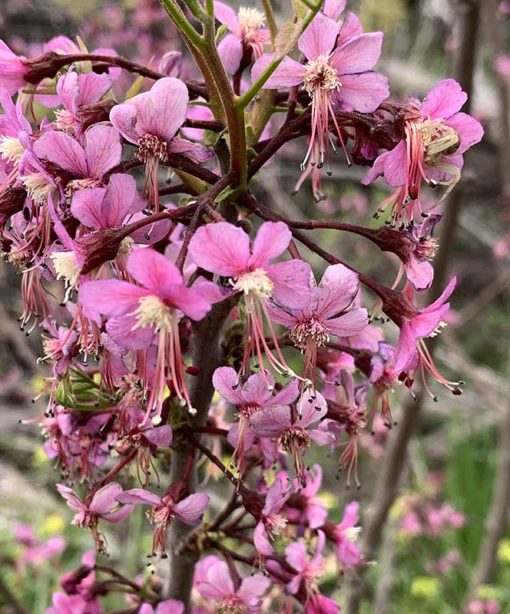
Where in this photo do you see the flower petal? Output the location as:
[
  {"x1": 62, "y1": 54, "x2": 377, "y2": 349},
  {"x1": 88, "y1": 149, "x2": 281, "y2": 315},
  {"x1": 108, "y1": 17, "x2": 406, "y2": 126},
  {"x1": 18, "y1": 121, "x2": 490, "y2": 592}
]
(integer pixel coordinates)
[
  {"x1": 83, "y1": 124, "x2": 122, "y2": 179},
  {"x1": 298, "y1": 13, "x2": 340, "y2": 59},
  {"x1": 147, "y1": 77, "x2": 189, "y2": 142},
  {"x1": 266, "y1": 260, "x2": 313, "y2": 309},
  {"x1": 330, "y1": 32, "x2": 383, "y2": 75},
  {"x1": 420, "y1": 79, "x2": 467, "y2": 120},
  {"x1": 213, "y1": 366, "x2": 245, "y2": 405},
  {"x1": 33, "y1": 130, "x2": 88, "y2": 176},
  {"x1": 89, "y1": 482, "x2": 123, "y2": 514},
  {"x1": 116, "y1": 488, "x2": 162, "y2": 506},
  {"x1": 174, "y1": 493, "x2": 209, "y2": 525},
  {"x1": 317, "y1": 264, "x2": 359, "y2": 319},
  {"x1": 326, "y1": 308, "x2": 369, "y2": 338},
  {"x1": 252, "y1": 54, "x2": 305, "y2": 89},
  {"x1": 71, "y1": 187, "x2": 107, "y2": 229},
  {"x1": 335, "y1": 71, "x2": 389, "y2": 113},
  {"x1": 249, "y1": 221, "x2": 291, "y2": 268},
  {"x1": 127, "y1": 248, "x2": 183, "y2": 292},
  {"x1": 188, "y1": 222, "x2": 251, "y2": 276},
  {"x1": 218, "y1": 33, "x2": 244, "y2": 75}
]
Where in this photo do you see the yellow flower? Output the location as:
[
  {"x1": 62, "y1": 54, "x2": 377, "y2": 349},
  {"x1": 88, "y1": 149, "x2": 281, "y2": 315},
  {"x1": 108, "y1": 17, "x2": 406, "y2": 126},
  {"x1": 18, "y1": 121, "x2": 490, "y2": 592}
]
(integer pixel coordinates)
[
  {"x1": 410, "y1": 576, "x2": 440, "y2": 599},
  {"x1": 497, "y1": 539, "x2": 510, "y2": 564},
  {"x1": 42, "y1": 514, "x2": 65, "y2": 536}
]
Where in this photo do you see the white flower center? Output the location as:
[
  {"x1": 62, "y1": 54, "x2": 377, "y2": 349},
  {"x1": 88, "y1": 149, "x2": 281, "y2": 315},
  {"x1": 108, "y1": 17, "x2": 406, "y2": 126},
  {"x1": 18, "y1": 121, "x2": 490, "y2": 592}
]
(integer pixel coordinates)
[
  {"x1": 303, "y1": 55, "x2": 341, "y2": 94},
  {"x1": 344, "y1": 526, "x2": 362, "y2": 542},
  {"x1": 133, "y1": 294, "x2": 174, "y2": 332},
  {"x1": 119, "y1": 236, "x2": 134, "y2": 255},
  {"x1": 51, "y1": 251, "x2": 81, "y2": 288},
  {"x1": 234, "y1": 268, "x2": 274, "y2": 299},
  {"x1": 290, "y1": 316, "x2": 330, "y2": 350},
  {"x1": 238, "y1": 7, "x2": 265, "y2": 33},
  {"x1": 55, "y1": 109, "x2": 76, "y2": 133},
  {"x1": 0, "y1": 137, "x2": 24, "y2": 165},
  {"x1": 20, "y1": 172, "x2": 52, "y2": 204}
]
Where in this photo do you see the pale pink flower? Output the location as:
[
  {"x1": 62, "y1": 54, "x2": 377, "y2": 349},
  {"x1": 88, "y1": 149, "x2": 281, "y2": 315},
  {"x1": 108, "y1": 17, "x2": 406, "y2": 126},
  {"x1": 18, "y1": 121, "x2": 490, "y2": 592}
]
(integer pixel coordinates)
[
  {"x1": 139, "y1": 601, "x2": 184, "y2": 614},
  {"x1": 0, "y1": 40, "x2": 29, "y2": 95},
  {"x1": 324, "y1": 501, "x2": 362, "y2": 568},
  {"x1": 253, "y1": 477, "x2": 292, "y2": 556}
]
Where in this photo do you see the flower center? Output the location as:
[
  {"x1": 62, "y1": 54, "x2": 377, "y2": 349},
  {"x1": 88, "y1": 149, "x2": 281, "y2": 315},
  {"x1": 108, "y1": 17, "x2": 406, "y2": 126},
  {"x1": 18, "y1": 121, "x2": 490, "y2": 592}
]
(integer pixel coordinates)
[
  {"x1": 303, "y1": 55, "x2": 341, "y2": 94},
  {"x1": 234, "y1": 268, "x2": 273, "y2": 299},
  {"x1": 289, "y1": 316, "x2": 330, "y2": 350},
  {"x1": 266, "y1": 512, "x2": 288, "y2": 537},
  {"x1": 0, "y1": 136, "x2": 24, "y2": 165},
  {"x1": 51, "y1": 251, "x2": 81, "y2": 288},
  {"x1": 279, "y1": 427, "x2": 311, "y2": 453},
  {"x1": 218, "y1": 598, "x2": 245, "y2": 614},
  {"x1": 133, "y1": 294, "x2": 174, "y2": 332},
  {"x1": 415, "y1": 119, "x2": 460, "y2": 165},
  {"x1": 54, "y1": 109, "x2": 76, "y2": 133},
  {"x1": 119, "y1": 236, "x2": 134, "y2": 255},
  {"x1": 238, "y1": 7, "x2": 265, "y2": 34},
  {"x1": 136, "y1": 134, "x2": 169, "y2": 163},
  {"x1": 416, "y1": 236, "x2": 438, "y2": 261},
  {"x1": 237, "y1": 403, "x2": 260, "y2": 418},
  {"x1": 20, "y1": 172, "x2": 52, "y2": 204},
  {"x1": 147, "y1": 503, "x2": 172, "y2": 528}
]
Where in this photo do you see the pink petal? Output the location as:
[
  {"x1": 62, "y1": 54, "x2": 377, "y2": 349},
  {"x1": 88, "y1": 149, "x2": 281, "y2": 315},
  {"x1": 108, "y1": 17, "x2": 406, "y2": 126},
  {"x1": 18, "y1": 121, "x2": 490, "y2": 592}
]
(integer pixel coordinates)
[
  {"x1": 143, "y1": 425, "x2": 173, "y2": 447},
  {"x1": 198, "y1": 561, "x2": 234, "y2": 599},
  {"x1": 80, "y1": 280, "x2": 149, "y2": 317},
  {"x1": 71, "y1": 187, "x2": 107, "y2": 229},
  {"x1": 102, "y1": 504, "x2": 134, "y2": 523},
  {"x1": 335, "y1": 71, "x2": 389, "y2": 113},
  {"x1": 271, "y1": 379, "x2": 300, "y2": 406},
  {"x1": 241, "y1": 371, "x2": 275, "y2": 406},
  {"x1": 77, "y1": 72, "x2": 111, "y2": 106},
  {"x1": 252, "y1": 54, "x2": 305, "y2": 89},
  {"x1": 163, "y1": 284, "x2": 214, "y2": 321},
  {"x1": 393, "y1": 321, "x2": 417, "y2": 373},
  {"x1": 147, "y1": 77, "x2": 189, "y2": 142},
  {"x1": 339, "y1": 540, "x2": 361, "y2": 566},
  {"x1": 116, "y1": 488, "x2": 162, "y2": 506},
  {"x1": 213, "y1": 1, "x2": 239, "y2": 29},
  {"x1": 298, "y1": 13, "x2": 340, "y2": 59},
  {"x1": 339, "y1": 500, "x2": 360, "y2": 529},
  {"x1": 167, "y1": 136, "x2": 213, "y2": 162},
  {"x1": 83, "y1": 124, "x2": 122, "y2": 179},
  {"x1": 406, "y1": 257, "x2": 434, "y2": 291},
  {"x1": 337, "y1": 12, "x2": 363, "y2": 46},
  {"x1": 323, "y1": 0, "x2": 347, "y2": 20},
  {"x1": 155, "y1": 601, "x2": 185, "y2": 614},
  {"x1": 446, "y1": 112, "x2": 484, "y2": 154},
  {"x1": 218, "y1": 33, "x2": 244, "y2": 75},
  {"x1": 254, "y1": 521, "x2": 274, "y2": 555},
  {"x1": 127, "y1": 248, "x2": 183, "y2": 292},
  {"x1": 237, "y1": 573, "x2": 271, "y2": 601},
  {"x1": 285, "y1": 541, "x2": 308, "y2": 572},
  {"x1": 57, "y1": 70, "x2": 79, "y2": 112},
  {"x1": 174, "y1": 493, "x2": 209, "y2": 525},
  {"x1": 249, "y1": 221, "x2": 291, "y2": 268},
  {"x1": 188, "y1": 222, "x2": 251, "y2": 277},
  {"x1": 317, "y1": 264, "x2": 359, "y2": 319},
  {"x1": 101, "y1": 173, "x2": 137, "y2": 227},
  {"x1": 250, "y1": 405, "x2": 291, "y2": 437},
  {"x1": 421, "y1": 276, "x2": 457, "y2": 314},
  {"x1": 89, "y1": 482, "x2": 123, "y2": 514},
  {"x1": 56, "y1": 484, "x2": 85, "y2": 512},
  {"x1": 326, "y1": 308, "x2": 368, "y2": 338},
  {"x1": 213, "y1": 367, "x2": 245, "y2": 405},
  {"x1": 266, "y1": 301, "x2": 300, "y2": 327},
  {"x1": 266, "y1": 260, "x2": 313, "y2": 309},
  {"x1": 106, "y1": 314, "x2": 155, "y2": 351},
  {"x1": 110, "y1": 100, "x2": 140, "y2": 143},
  {"x1": 33, "y1": 130, "x2": 88, "y2": 176},
  {"x1": 420, "y1": 79, "x2": 467, "y2": 120},
  {"x1": 297, "y1": 390, "x2": 328, "y2": 428},
  {"x1": 330, "y1": 32, "x2": 384, "y2": 75},
  {"x1": 307, "y1": 502, "x2": 328, "y2": 529}
]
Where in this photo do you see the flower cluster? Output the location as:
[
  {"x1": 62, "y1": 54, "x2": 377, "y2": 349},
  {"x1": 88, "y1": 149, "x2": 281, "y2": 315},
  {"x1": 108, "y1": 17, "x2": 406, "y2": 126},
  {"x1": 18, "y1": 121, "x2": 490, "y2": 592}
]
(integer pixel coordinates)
[{"x1": 0, "y1": 0, "x2": 484, "y2": 611}]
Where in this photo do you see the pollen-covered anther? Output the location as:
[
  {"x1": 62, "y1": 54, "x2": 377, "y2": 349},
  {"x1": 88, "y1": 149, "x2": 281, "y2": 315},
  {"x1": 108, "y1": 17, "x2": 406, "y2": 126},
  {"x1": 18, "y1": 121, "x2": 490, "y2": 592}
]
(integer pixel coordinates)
[
  {"x1": 20, "y1": 172, "x2": 52, "y2": 205},
  {"x1": 279, "y1": 427, "x2": 311, "y2": 453},
  {"x1": 8, "y1": 249, "x2": 31, "y2": 271},
  {"x1": 417, "y1": 119, "x2": 460, "y2": 165},
  {"x1": 54, "y1": 109, "x2": 76, "y2": 133},
  {"x1": 238, "y1": 7, "x2": 265, "y2": 34},
  {"x1": 266, "y1": 512, "x2": 288, "y2": 537},
  {"x1": 236, "y1": 404, "x2": 260, "y2": 419},
  {"x1": 429, "y1": 320, "x2": 448, "y2": 338},
  {"x1": 289, "y1": 317, "x2": 330, "y2": 350},
  {"x1": 218, "y1": 599, "x2": 245, "y2": 614},
  {"x1": 118, "y1": 236, "x2": 134, "y2": 255},
  {"x1": 136, "y1": 134, "x2": 169, "y2": 163},
  {"x1": 0, "y1": 136, "x2": 24, "y2": 165},
  {"x1": 234, "y1": 268, "x2": 274, "y2": 299},
  {"x1": 303, "y1": 55, "x2": 341, "y2": 94},
  {"x1": 132, "y1": 294, "x2": 174, "y2": 333},
  {"x1": 416, "y1": 236, "x2": 439, "y2": 261},
  {"x1": 51, "y1": 251, "x2": 81, "y2": 288}
]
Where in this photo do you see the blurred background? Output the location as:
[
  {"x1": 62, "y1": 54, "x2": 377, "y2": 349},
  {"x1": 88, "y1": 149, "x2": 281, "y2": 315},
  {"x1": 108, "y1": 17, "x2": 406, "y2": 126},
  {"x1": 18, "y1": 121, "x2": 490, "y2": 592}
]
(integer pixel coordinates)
[{"x1": 0, "y1": 0, "x2": 509, "y2": 612}]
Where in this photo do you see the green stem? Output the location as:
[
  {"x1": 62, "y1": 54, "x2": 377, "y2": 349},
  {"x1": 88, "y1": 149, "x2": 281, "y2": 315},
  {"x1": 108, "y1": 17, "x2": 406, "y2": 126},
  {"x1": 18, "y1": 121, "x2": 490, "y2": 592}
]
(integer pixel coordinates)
[
  {"x1": 159, "y1": 0, "x2": 205, "y2": 49},
  {"x1": 261, "y1": 0, "x2": 278, "y2": 43}
]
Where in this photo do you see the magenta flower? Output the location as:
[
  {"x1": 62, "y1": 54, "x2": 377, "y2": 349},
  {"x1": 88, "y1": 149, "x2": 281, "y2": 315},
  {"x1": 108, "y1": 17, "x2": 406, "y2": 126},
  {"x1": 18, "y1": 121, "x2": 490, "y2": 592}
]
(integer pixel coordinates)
[
  {"x1": 287, "y1": 465, "x2": 328, "y2": 530},
  {"x1": 139, "y1": 601, "x2": 184, "y2": 614},
  {"x1": 253, "y1": 477, "x2": 292, "y2": 556},
  {"x1": 80, "y1": 247, "x2": 218, "y2": 419},
  {"x1": 268, "y1": 264, "x2": 368, "y2": 382},
  {"x1": 324, "y1": 501, "x2": 362, "y2": 569},
  {"x1": 250, "y1": 390, "x2": 333, "y2": 485},
  {"x1": 252, "y1": 12, "x2": 388, "y2": 168},
  {"x1": 363, "y1": 79, "x2": 484, "y2": 223},
  {"x1": 213, "y1": 366, "x2": 299, "y2": 468},
  {"x1": 46, "y1": 592, "x2": 101, "y2": 614},
  {"x1": 116, "y1": 488, "x2": 209, "y2": 556},
  {"x1": 189, "y1": 221, "x2": 311, "y2": 378},
  {"x1": 398, "y1": 215, "x2": 441, "y2": 291},
  {"x1": 110, "y1": 77, "x2": 209, "y2": 212},
  {"x1": 394, "y1": 277, "x2": 462, "y2": 396},
  {"x1": 214, "y1": 2, "x2": 269, "y2": 74},
  {"x1": 57, "y1": 482, "x2": 133, "y2": 552},
  {"x1": 0, "y1": 40, "x2": 28, "y2": 95},
  {"x1": 195, "y1": 560, "x2": 270, "y2": 613},
  {"x1": 55, "y1": 70, "x2": 112, "y2": 136},
  {"x1": 33, "y1": 123, "x2": 122, "y2": 192}
]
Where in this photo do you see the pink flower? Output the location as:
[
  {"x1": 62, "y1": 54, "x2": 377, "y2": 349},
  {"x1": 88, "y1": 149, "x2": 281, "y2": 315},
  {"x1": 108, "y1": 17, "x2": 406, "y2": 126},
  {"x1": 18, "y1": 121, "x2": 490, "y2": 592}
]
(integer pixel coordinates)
[
  {"x1": 251, "y1": 390, "x2": 333, "y2": 485},
  {"x1": 393, "y1": 277, "x2": 462, "y2": 396},
  {"x1": 116, "y1": 488, "x2": 209, "y2": 556},
  {"x1": 253, "y1": 477, "x2": 292, "y2": 556},
  {"x1": 324, "y1": 501, "x2": 362, "y2": 568},
  {"x1": 268, "y1": 264, "x2": 368, "y2": 382},
  {"x1": 139, "y1": 601, "x2": 184, "y2": 614},
  {"x1": 110, "y1": 77, "x2": 210, "y2": 211},
  {"x1": 287, "y1": 465, "x2": 328, "y2": 530},
  {"x1": 495, "y1": 54, "x2": 510, "y2": 78},
  {"x1": 33, "y1": 124, "x2": 122, "y2": 192},
  {"x1": 57, "y1": 482, "x2": 133, "y2": 552},
  {"x1": 214, "y1": 2, "x2": 270, "y2": 74},
  {"x1": 0, "y1": 40, "x2": 29, "y2": 95},
  {"x1": 252, "y1": 13, "x2": 388, "y2": 168},
  {"x1": 45, "y1": 592, "x2": 101, "y2": 614},
  {"x1": 80, "y1": 248, "x2": 218, "y2": 419},
  {"x1": 363, "y1": 79, "x2": 484, "y2": 224},
  {"x1": 189, "y1": 221, "x2": 311, "y2": 379},
  {"x1": 214, "y1": 366, "x2": 299, "y2": 468},
  {"x1": 195, "y1": 560, "x2": 270, "y2": 613}
]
